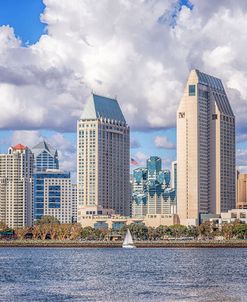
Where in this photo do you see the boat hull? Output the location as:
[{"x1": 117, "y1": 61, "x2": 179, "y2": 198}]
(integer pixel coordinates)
[{"x1": 122, "y1": 245, "x2": 136, "y2": 249}]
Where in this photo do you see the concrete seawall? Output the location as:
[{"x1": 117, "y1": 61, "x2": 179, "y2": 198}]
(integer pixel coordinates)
[{"x1": 0, "y1": 240, "x2": 247, "y2": 248}]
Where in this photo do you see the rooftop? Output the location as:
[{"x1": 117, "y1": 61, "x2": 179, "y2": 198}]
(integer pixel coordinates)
[
  {"x1": 80, "y1": 93, "x2": 126, "y2": 123},
  {"x1": 12, "y1": 144, "x2": 27, "y2": 151},
  {"x1": 195, "y1": 69, "x2": 234, "y2": 116},
  {"x1": 32, "y1": 140, "x2": 58, "y2": 157}
]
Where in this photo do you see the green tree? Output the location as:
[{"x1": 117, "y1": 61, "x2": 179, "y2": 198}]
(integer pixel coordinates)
[
  {"x1": 187, "y1": 226, "x2": 199, "y2": 238},
  {"x1": 233, "y1": 224, "x2": 247, "y2": 239},
  {"x1": 169, "y1": 224, "x2": 187, "y2": 238},
  {"x1": 15, "y1": 227, "x2": 30, "y2": 240},
  {"x1": 0, "y1": 221, "x2": 7, "y2": 232},
  {"x1": 69, "y1": 223, "x2": 82, "y2": 240},
  {"x1": 35, "y1": 216, "x2": 60, "y2": 225},
  {"x1": 221, "y1": 223, "x2": 234, "y2": 240},
  {"x1": 199, "y1": 221, "x2": 212, "y2": 238}
]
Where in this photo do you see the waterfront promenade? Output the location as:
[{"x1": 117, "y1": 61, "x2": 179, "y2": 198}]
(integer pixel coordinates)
[{"x1": 1, "y1": 240, "x2": 247, "y2": 248}]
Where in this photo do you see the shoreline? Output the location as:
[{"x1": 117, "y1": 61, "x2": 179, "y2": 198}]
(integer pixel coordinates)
[{"x1": 0, "y1": 240, "x2": 247, "y2": 248}]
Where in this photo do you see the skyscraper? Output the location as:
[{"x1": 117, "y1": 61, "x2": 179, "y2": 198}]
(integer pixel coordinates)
[
  {"x1": 0, "y1": 144, "x2": 33, "y2": 228},
  {"x1": 171, "y1": 161, "x2": 177, "y2": 190},
  {"x1": 32, "y1": 140, "x2": 59, "y2": 172},
  {"x1": 177, "y1": 69, "x2": 235, "y2": 225},
  {"x1": 132, "y1": 156, "x2": 176, "y2": 218},
  {"x1": 77, "y1": 93, "x2": 130, "y2": 216}
]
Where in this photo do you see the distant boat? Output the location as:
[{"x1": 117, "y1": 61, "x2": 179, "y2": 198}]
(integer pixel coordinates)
[{"x1": 122, "y1": 229, "x2": 136, "y2": 248}]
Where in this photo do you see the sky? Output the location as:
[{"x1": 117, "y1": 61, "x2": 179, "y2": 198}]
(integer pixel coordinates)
[{"x1": 0, "y1": 0, "x2": 247, "y2": 180}]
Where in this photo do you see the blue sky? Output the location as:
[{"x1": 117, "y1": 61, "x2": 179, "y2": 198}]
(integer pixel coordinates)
[
  {"x1": 0, "y1": 0, "x2": 178, "y2": 170},
  {"x1": 0, "y1": 0, "x2": 247, "y2": 174},
  {"x1": 0, "y1": 0, "x2": 45, "y2": 44}
]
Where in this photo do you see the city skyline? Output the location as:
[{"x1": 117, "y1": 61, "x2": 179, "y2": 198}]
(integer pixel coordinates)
[{"x1": 0, "y1": 0, "x2": 247, "y2": 179}]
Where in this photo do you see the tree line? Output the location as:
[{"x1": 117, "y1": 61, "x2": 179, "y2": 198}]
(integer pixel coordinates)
[{"x1": 1, "y1": 216, "x2": 247, "y2": 241}]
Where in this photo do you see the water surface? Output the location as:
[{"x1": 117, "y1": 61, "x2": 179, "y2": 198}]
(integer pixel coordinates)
[{"x1": 0, "y1": 248, "x2": 246, "y2": 301}]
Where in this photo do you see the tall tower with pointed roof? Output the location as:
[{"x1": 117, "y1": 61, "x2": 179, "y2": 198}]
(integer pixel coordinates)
[
  {"x1": 32, "y1": 140, "x2": 59, "y2": 172},
  {"x1": 177, "y1": 70, "x2": 236, "y2": 225},
  {"x1": 77, "y1": 94, "x2": 130, "y2": 217}
]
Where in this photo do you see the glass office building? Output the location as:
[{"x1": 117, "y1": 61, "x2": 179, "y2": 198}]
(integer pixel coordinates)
[
  {"x1": 32, "y1": 140, "x2": 59, "y2": 172},
  {"x1": 132, "y1": 156, "x2": 176, "y2": 217},
  {"x1": 33, "y1": 170, "x2": 71, "y2": 223}
]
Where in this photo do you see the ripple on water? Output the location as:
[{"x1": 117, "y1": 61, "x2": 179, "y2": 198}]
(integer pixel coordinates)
[{"x1": 0, "y1": 248, "x2": 246, "y2": 302}]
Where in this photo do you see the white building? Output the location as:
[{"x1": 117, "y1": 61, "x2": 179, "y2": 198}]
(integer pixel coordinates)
[
  {"x1": 177, "y1": 69, "x2": 235, "y2": 225},
  {"x1": 77, "y1": 94, "x2": 131, "y2": 216},
  {"x1": 72, "y1": 184, "x2": 77, "y2": 223},
  {"x1": 0, "y1": 144, "x2": 33, "y2": 228}
]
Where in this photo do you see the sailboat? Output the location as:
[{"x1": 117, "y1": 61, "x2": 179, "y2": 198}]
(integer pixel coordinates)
[{"x1": 122, "y1": 229, "x2": 136, "y2": 248}]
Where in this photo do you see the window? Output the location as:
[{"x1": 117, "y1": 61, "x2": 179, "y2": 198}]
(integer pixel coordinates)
[
  {"x1": 189, "y1": 85, "x2": 196, "y2": 96},
  {"x1": 212, "y1": 114, "x2": 218, "y2": 120},
  {"x1": 179, "y1": 112, "x2": 185, "y2": 118}
]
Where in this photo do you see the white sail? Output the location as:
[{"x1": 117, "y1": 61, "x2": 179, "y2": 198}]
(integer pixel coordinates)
[{"x1": 123, "y1": 229, "x2": 135, "y2": 248}]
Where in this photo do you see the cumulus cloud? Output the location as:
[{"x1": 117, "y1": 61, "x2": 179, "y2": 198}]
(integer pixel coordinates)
[
  {"x1": 8, "y1": 130, "x2": 77, "y2": 180},
  {"x1": 154, "y1": 135, "x2": 175, "y2": 149},
  {"x1": 0, "y1": 0, "x2": 247, "y2": 136},
  {"x1": 130, "y1": 138, "x2": 141, "y2": 149},
  {"x1": 237, "y1": 149, "x2": 247, "y2": 173}
]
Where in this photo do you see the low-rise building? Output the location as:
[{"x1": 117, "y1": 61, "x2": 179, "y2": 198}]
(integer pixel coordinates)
[{"x1": 77, "y1": 211, "x2": 179, "y2": 230}]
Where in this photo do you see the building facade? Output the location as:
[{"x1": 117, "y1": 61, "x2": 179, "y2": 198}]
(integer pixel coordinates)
[
  {"x1": 177, "y1": 69, "x2": 236, "y2": 225},
  {"x1": 78, "y1": 213, "x2": 179, "y2": 230},
  {"x1": 33, "y1": 170, "x2": 71, "y2": 223},
  {"x1": 171, "y1": 161, "x2": 177, "y2": 190},
  {"x1": 71, "y1": 184, "x2": 77, "y2": 222},
  {"x1": 132, "y1": 156, "x2": 176, "y2": 218},
  {"x1": 237, "y1": 173, "x2": 247, "y2": 209},
  {"x1": 77, "y1": 94, "x2": 130, "y2": 216},
  {"x1": 0, "y1": 144, "x2": 33, "y2": 228},
  {"x1": 32, "y1": 140, "x2": 59, "y2": 172}
]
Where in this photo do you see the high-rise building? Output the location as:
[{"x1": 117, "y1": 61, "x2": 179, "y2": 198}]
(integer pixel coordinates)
[
  {"x1": 171, "y1": 161, "x2": 177, "y2": 190},
  {"x1": 32, "y1": 140, "x2": 59, "y2": 172},
  {"x1": 77, "y1": 94, "x2": 130, "y2": 216},
  {"x1": 237, "y1": 173, "x2": 247, "y2": 209},
  {"x1": 132, "y1": 168, "x2": 148, "y2": 217},
  {"x1": 33, "y1": 170, "x2": 72, "y2": 223},
  {"x1": 132, "y1": 156, "x2": 176, "y2": 218},
  {"x1": 0, "y1": 144, "x2": 33, "y2": 228},
  {"x1": 177, "y1": 69, "x2": 235, "y2": 225},
  {"x1": 71, "y1": 184, "x2": 77, "y2": 222}
]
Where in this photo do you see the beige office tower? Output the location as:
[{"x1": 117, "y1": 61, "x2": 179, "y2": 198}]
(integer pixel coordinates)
[
  {"x1": 77, "y1": 94, "x2": 130, "y2": 216},
  {"x1": 237, "y1": 173, "x2": 247, "y2": 209},
  {"x1": 177, "y1": 69, "x2": 235, "y2": 225},
  {"x1": 0, "y1": 144, "x2": 33, "y2": 228}
]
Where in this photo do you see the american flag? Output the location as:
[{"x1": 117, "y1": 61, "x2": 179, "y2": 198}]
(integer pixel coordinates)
[{"x1": 131, "y1": 158, "x2": 139, "y2": 166}]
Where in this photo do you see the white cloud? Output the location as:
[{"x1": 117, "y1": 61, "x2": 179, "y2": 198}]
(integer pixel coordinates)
[
  {"x1": 236, "y1": 149, "x2": 247, "y2": 174},
  {"x1": 154, "y1": 136, "x2": 175, "y2": 149},
  {"x1": 0, "y1": 0, "x2": 247, "y2": 135},
  {"x1": 11, "y1": 130, "x2": 42, "y2": 148},
  {"x1": 133, "y1": 151, "x2": 149, "y2": 166},
  {"x1": 8, "y1": 130, "x2": 77, "y2": 181},
  {"x1": 130, "y1": 137, "x2": 141, "y2": 149}
]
